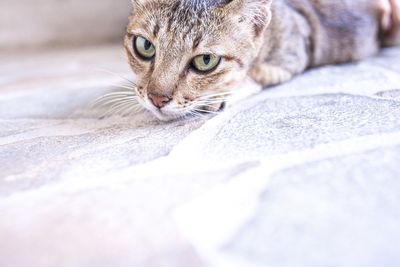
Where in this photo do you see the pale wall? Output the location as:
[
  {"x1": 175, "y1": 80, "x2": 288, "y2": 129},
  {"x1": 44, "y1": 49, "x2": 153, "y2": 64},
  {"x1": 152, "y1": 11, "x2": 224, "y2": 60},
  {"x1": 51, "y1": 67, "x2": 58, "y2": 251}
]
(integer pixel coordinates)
[{"x1": 0, "y1": 0, "x2": 131, "y2": 50}]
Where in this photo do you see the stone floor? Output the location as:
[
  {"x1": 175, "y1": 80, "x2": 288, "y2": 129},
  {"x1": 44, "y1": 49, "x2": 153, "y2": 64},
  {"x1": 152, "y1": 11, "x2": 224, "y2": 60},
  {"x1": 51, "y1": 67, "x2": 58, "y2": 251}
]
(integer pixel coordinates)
[{"x1": 1, "y1": 45, "x2": 400, "y2": 267}]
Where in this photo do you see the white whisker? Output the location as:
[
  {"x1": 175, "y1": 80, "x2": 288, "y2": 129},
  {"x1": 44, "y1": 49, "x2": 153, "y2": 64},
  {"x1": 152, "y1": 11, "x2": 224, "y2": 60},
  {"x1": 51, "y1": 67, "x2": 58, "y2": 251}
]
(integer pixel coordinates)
[
  {"x1": 108, "y1": 99, "x2": 140, "y2": 110},
  {"x1": 190, "y1": 100, "x2": 226, "y2": 106},
  {"x1": 102, "y1": 100, "x2": 140, "y2": 117},
  {"x1": 123, "y1": 104, "x2": 144, "y2": 116},
  {"x1": 196, "y1": 91, "x2": 231, "y2": 99},
  {"x1": 97, "y1": 91, "x2": 137, "y2": 98},
  {"x1": 95, "y1": 68, "x2": 136, "y2": 86},
  {"x1": 89, "y1": 69, "x2": 145, "y2": 117},
  {"x1": 93, "y1": 92, "x2": 136, "y2": 103},
  {"x1": 92, "y1": 96, "x2": 138, "y2": 108},
  {"x1": 113, "y1": 102, "x2": 138, "y2": 116},
  {"x1": 108, "y1": 83, "x2": 136, "y2": 91},
  {"x1": 192, "y1": 108, "x2": 219, "y2": 114}
]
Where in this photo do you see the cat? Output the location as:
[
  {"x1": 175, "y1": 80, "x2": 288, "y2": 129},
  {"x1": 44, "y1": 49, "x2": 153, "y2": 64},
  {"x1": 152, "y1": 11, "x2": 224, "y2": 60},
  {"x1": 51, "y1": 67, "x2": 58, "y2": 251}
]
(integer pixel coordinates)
[{"x1": 123, "y1": 0, "x2": 400, "y2": 121}]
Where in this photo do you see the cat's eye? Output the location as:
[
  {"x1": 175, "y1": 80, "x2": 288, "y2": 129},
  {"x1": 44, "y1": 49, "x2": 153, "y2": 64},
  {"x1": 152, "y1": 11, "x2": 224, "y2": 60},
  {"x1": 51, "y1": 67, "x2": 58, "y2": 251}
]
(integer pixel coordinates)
[
  {"x1": 134, "y1": 36, "x2": 156, "y2": 60},
  {"x1": 192, "y1": 54, "x2": 221, "y2": 73}
]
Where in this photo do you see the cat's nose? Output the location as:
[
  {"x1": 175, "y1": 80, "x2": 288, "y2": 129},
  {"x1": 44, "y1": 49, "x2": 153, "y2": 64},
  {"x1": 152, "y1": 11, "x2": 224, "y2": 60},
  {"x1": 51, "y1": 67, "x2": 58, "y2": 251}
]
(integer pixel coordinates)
[{"x1": 148, "y1": 92, "x2": 172, "y2": 109}]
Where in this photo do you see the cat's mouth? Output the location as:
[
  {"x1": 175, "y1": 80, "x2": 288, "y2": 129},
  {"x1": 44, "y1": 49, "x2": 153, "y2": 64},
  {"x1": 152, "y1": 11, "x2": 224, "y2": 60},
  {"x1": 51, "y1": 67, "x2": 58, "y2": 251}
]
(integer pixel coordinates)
[
  {"x1": 218, "y1": 101, "x2": 226, "y2": 111},
  {"x1": 147, "y1": 100, "x2": 226, "y2": 121}
]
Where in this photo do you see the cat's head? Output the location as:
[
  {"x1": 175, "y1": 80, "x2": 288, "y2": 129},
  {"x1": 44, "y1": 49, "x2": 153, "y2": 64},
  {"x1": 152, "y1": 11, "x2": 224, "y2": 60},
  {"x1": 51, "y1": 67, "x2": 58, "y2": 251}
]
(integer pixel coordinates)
[{"x1": 124, "y1": 0, "x2": 271, "y2": 120}]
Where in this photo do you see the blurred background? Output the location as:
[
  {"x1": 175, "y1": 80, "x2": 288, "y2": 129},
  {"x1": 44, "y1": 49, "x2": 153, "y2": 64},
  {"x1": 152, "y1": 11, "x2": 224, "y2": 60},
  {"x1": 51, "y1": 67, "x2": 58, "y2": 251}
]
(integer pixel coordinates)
[
  {"x1": 0, "y1": 0, "x2": 130, "y2": 51},
  {"x1": 0, "y1": 0, "x2": 134, "y2": 119}
]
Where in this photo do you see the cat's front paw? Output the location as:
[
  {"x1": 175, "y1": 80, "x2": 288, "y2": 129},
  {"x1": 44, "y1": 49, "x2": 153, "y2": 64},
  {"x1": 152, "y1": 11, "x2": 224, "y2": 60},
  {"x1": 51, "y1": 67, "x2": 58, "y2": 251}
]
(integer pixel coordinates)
[{"x1": 249, "y1": 64, "x2": 293, "y2": 87}]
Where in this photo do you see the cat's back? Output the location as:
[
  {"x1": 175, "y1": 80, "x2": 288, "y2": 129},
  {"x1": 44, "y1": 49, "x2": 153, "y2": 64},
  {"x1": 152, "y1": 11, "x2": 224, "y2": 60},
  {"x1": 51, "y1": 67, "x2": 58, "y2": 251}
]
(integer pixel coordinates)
[{"x1": 282, "y1": 0, "x2": 382, "y2": 65}]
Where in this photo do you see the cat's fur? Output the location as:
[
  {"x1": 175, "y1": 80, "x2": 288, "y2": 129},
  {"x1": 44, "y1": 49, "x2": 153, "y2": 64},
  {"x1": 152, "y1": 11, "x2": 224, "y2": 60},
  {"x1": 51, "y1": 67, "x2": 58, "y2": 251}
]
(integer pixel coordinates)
[{"x1": 124, "y1": 0, "x2": 400, "y2": 120}]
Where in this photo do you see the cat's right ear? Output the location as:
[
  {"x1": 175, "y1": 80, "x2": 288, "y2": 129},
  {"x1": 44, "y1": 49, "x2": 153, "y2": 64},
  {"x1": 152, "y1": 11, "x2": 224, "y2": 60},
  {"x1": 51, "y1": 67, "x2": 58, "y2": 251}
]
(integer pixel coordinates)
[{"x1": 218, "y1": 0, "x2": 273, "y2": 36}]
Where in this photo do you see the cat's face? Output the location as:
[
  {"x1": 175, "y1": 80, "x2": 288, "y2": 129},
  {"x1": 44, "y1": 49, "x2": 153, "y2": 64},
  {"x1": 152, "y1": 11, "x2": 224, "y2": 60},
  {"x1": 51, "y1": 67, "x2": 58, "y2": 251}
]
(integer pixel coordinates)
[{"x1": 124, "y1": 0, "x2": 271, "y2": 120}]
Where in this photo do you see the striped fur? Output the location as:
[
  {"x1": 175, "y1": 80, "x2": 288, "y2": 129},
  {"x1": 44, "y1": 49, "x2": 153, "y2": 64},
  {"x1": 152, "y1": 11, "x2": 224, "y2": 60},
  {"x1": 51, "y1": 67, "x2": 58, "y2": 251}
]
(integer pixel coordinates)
[{"x1": 124, "y1": 0, "x2": 400, "y2": 121}]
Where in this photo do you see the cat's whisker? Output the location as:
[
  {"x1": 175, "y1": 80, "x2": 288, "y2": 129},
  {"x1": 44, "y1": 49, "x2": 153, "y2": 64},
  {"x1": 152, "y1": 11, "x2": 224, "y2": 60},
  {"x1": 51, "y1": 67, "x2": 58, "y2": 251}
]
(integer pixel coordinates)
[
  {"x1": 193, "y1": 97, "x2": 228, "y2": 102},
  {"x1": 203, "y1": 91, "x2": 231, "y2": 97},
  {"x1": 188, "y1": 99, "x2": 226, "y2": 109},
  {"x1": 197, "y1": 91, "x2": 232, "y2": 99},
  {"x1": 109, "y1": 99, "x2": 140, "y2": 110},
  {"x1": 179, "y1": 103, "x2": 220, "y2": 116},
  {"x1": 109, "y1": 98, "x2": 140, "y2": 109},
  {"x1": 94, "y1": 94, "x2": 138, "y2": 103},
  {"x1": 107, "y1": 78, "x2": 136, "y2": 89},
  {"x1": 102, "y1": 100, "x2": 141, "y2": 117},
  {"x1": 93, "y1": 94, "x2": 138, "y2": 105},
  {"x1": 125, "y1": 103, "x2": 144, "y2": 114},
  {"x1": 99, "y1": 103, "x2": 125, "y2": 118},
  {"x1": 192, "y1": 108, "x2": 220, "y2": 115},
  {"x1": 192, "y1": 111, "x2": 210, "y2": 118},
  {"x1": 190, "y1": 100, "x2": 226, "y2": 107},
  {"x1": 92, "y1": 95, "x2": 139, "y2": 108},
  {"x1": 113, "y1": 102, "x2": 140, "y2": 116},
  {"x1": 99, "y1": 90, "x2": 136, "y2": 96},
  {"x1": 191, "y1": 93, "x2": 230, "y2": 109},
  {"x1": 108, "y1": 84, "x2": 136, "y2": 91},
  {"x1": 186, "y1": 103, "x2": 216, "y2": 110},
  {"x1": 92, "y1": 90, "x2": 138, "y2": 103},
  {"x1": 126, "y1": 105, "x2": 145, "y2": 116},
  {"x1": 191, "y1": 96, "x2": 228, "y2": 103},
  {"x1": 93, "y1": 92, "x2": 137, "y2": 102},
  {"x1": 186, "y1": 110, "x2": 202, "y2": 118},
  {"x1": 194, "y1": 97, "x2": 228, "y2": 104},
  {"x1": 95, "y1": 68, "x2": 137, "y2": 86},
  {"x1": 91, "y1": 68, "x2": 141, "y2": 115},
  {"x1": 96, "y1": 95, "x2": 137, "y2": 109}
]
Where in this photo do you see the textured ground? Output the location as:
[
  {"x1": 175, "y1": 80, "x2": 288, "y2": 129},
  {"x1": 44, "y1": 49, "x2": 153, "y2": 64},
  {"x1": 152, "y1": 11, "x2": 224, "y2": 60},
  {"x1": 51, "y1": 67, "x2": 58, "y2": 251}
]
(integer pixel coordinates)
[{"x1": 1, "y1": 45, "x2": 400, "y2": 267}]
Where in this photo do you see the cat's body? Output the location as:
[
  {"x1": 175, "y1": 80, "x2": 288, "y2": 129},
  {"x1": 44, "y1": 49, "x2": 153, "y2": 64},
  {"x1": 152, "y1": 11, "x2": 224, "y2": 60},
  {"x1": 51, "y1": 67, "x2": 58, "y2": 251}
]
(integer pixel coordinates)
[
  {"x1": 251, "y1": 0, "x2": 400, "y2": 86},
  {"x1": 124, "y1": 0, "x2": 400, "y2": 120}
]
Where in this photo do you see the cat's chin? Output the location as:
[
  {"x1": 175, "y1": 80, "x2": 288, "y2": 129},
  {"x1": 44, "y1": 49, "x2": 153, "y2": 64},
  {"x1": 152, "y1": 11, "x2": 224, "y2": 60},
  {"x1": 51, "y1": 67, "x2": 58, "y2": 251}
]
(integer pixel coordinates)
[
  {"x1": 148, "y1": 105, "x2": 223, "y2": 122},
  {"x1": 147, "y1": 108, "x2": 187, "y2": 122},
  {"x1": 141, "y1": 99, "x2": 227, "y2": 121},
  {"x1": 153, "y1": 113, "x2": 181, "y2": 122}
]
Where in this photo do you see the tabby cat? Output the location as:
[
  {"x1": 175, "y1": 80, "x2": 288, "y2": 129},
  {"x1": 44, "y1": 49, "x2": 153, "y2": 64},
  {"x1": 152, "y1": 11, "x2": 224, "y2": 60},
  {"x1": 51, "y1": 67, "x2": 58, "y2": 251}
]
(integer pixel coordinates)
[{"x1": 124, "y1": 0, "x2": 400, "y2": 120}]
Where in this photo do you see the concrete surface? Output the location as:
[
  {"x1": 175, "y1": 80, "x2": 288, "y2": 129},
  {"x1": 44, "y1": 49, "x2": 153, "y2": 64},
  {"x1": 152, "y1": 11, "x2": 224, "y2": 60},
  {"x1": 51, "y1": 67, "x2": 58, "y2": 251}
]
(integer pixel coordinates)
[{"x1": 0, "y1": 44, "x2": 400, "y2": 267}]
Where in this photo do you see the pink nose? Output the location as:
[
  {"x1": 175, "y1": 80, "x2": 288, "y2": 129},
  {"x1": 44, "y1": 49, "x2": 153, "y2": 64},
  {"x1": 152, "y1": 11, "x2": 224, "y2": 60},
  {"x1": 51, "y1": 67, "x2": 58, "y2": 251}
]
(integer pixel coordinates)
[{"x1": 148, "y1": 93, "x2": 172, "y2": 109}]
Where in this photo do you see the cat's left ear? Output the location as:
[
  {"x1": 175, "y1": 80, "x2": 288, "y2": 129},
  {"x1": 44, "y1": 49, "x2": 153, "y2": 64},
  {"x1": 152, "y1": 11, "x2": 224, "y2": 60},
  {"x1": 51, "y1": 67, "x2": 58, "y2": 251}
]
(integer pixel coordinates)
[
  {"x1": 131, "y1": 0, "x2": 146, "y2": 8},
  {"x1": 218, "y1": 0, "x2": 272, "y2": 36}
]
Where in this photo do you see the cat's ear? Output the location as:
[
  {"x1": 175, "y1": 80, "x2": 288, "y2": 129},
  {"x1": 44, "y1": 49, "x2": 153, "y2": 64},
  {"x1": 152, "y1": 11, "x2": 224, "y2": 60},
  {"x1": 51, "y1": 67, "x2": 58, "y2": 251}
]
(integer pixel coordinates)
[
  {"x1": 131, "y1": 0, "x2": 146, "y2": 8},
  {"x1": 219, "y1": 0, "x2": 272, "y2": 36}
]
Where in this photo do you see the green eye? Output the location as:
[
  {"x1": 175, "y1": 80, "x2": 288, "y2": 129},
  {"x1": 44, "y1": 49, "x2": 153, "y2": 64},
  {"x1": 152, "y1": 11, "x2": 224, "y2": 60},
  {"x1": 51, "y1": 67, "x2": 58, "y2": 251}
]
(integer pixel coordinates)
[
  {"x1": 192, "y1": 54, "x2": 221, "y2": 73},
  {"x1": 134, "y1": 36, "x2": 155, "y2": 59}
]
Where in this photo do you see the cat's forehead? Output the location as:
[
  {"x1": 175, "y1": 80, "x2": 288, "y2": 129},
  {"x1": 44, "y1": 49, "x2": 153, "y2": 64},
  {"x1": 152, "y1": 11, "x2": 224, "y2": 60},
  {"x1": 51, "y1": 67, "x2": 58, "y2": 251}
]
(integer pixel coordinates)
[
  {"x1": 132, "y1": 0, "x2": 228, "y2": 31},
  {"x1": 134, "y1": 0, "x2": 230, "y2": 11},
  {"x1": 130, "y1": 0, "x2": 230, "y2": 49}
]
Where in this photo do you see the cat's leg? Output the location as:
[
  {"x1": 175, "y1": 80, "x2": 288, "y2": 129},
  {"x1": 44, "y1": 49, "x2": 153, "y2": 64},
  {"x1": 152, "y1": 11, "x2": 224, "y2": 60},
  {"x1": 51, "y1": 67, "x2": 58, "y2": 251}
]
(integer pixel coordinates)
[
  {"x1": 249, "y1": 63, "x2": 293, "y2": 87},
  {"x1": 382, "y1": 0, "x2": 400, "y2": 46}
]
